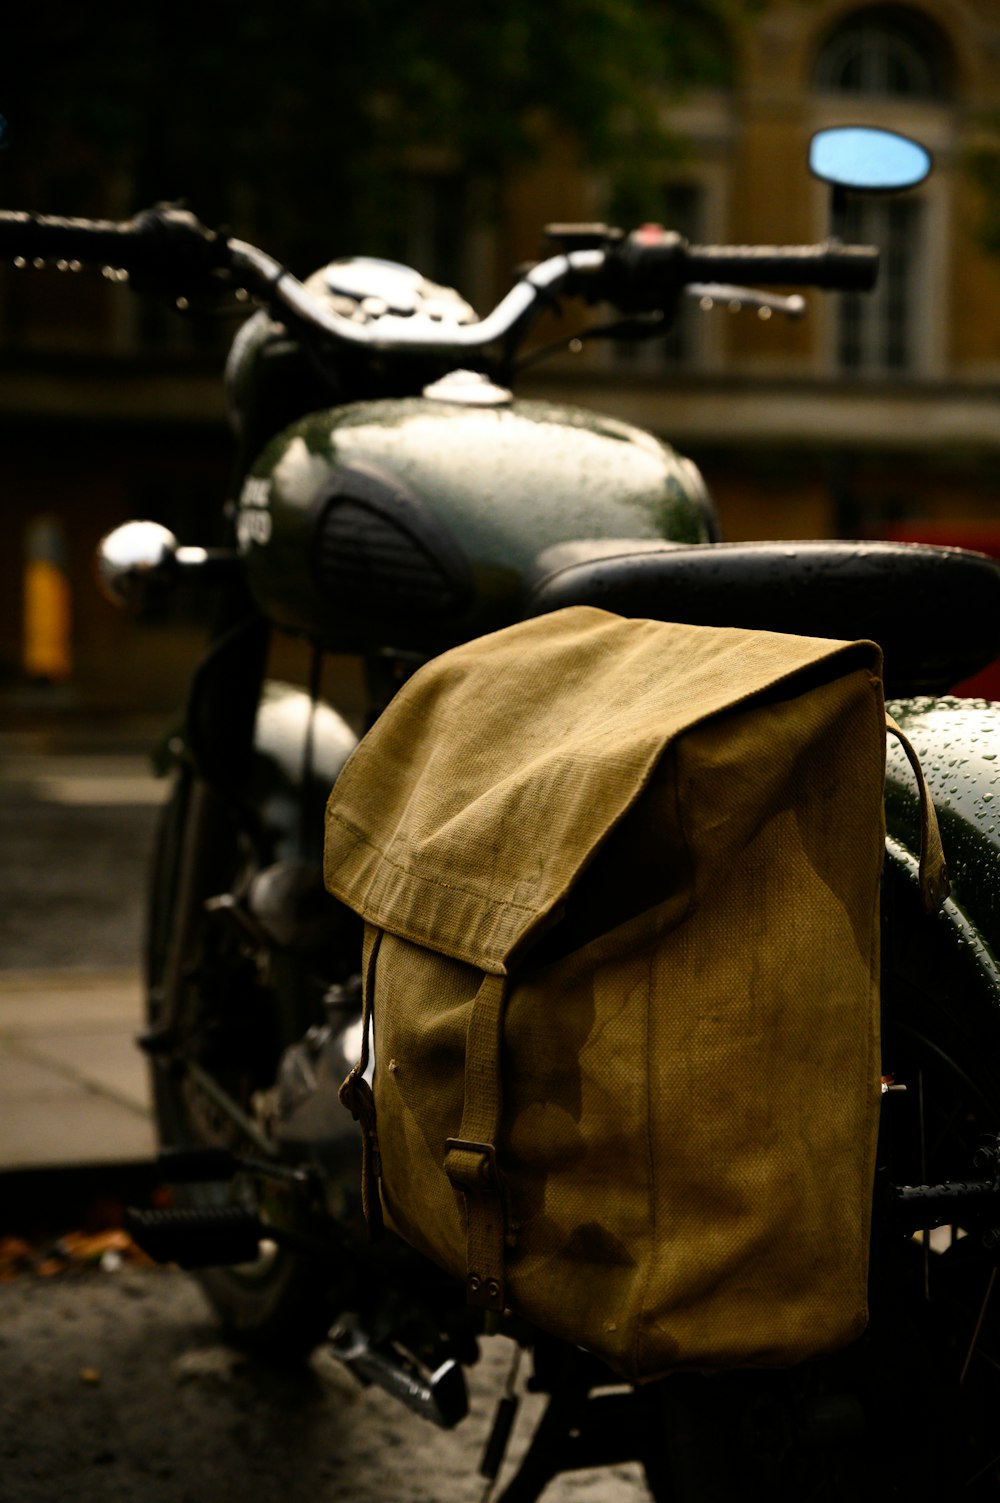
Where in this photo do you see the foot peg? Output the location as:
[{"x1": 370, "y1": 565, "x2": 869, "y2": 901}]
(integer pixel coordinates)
[
  {"x1": 126, "y1": 1206, "x2": 263, "y2": 1269},
  {"x1": 328, "y1": 1321, "x2": 469, "y2": 1429}
]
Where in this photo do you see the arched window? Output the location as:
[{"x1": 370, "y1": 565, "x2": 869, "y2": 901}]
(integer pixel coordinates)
[{"x1": 814, "y1": 5, "x2": 951, "y2": 100}]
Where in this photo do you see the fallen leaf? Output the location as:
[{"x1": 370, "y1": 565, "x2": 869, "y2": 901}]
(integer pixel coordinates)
[
  {"x1": 170, "y1": 1346, "x2": 246, "y2": 1384},
  {"x1": 58, "y1": 1229, "x2": 133, "y2": 1263}
]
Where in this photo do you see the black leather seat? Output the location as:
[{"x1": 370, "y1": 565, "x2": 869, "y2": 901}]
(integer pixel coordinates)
[{"x1": 524, "y1": 539, "x2": 1000, "y2": 696}]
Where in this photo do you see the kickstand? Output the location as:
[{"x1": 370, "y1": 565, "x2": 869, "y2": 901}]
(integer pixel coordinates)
[
  {"x1": 491, "y1": 1386, "x2": 581, "y2": 1503},
  {"x1": 491, "y1": 1382, "x2": 665, "y2": 1503}
]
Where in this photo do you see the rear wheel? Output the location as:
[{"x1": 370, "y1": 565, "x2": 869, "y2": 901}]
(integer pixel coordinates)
[
  {"x1": 145, "y1": 772, "x2": 340, "y2": 1359},
  {"x1": 863, "y1": 976, "x2": 1000, "y2": 1498}
]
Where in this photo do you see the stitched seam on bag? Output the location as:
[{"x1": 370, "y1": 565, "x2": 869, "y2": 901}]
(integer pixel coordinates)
[{"x1": 328, "y1": 808, "x2": 543, "y2": 915}]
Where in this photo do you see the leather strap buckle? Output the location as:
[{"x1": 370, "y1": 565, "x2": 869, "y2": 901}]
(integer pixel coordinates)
[{"x1": 444, "y1": 1137, "x2": 500, "y2": 1192}]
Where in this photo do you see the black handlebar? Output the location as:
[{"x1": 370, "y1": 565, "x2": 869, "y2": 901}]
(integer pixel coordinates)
[
  {"x1": 0, "y1": 210, "x2": 135, "y2": 265},
  {"x1": 0, "y1": 205, "x2": 880, "y2": 361},
  {"x1": 606, "y1": 229, "x2": 878, "y2": 310},
  {"x1": 0, "y1": 206, "x2": 228, "y2": 289}
]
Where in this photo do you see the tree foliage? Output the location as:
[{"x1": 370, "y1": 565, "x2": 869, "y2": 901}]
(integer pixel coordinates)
[{"x1": 0, "y1": 0, "x2": 751, "y2": 269}]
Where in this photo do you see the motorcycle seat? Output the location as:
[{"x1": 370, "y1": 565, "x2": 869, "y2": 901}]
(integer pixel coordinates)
[{"x1": 524, "y1": 538, "x2": 1000, "y2": 696}]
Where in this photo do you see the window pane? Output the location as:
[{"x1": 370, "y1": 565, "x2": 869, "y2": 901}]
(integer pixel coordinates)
[
  {"x1": 837, "y1": 198, "x2": 921, "y2": 375},
  {"x1": 616, "y1": 183, "x2": 705, "y2": 369}
]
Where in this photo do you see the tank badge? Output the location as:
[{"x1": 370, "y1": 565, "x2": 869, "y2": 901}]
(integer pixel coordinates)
[
  {"x1": 422, "y1": 369, "x2": 513, "y2": 407},
  {"x1": 237, "y1": 476, "x2": 273, "y2": 551}
]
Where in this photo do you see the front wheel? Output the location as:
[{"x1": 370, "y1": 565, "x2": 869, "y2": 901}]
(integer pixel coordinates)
[{"x1": 145, "y1": 771, "x2": 342, "y2": 1359}]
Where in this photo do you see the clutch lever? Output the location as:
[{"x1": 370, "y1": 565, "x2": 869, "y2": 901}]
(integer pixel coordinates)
[{"x1": 686, "y1": 283, "x2": 807, "y2": 320}]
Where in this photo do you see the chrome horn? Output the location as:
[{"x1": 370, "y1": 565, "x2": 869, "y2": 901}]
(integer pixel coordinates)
[{"x1": 95, "y1": 521, "x2": 216, "y2": 608}]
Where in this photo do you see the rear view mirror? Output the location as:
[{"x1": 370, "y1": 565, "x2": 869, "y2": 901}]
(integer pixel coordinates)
[{"x1": 809, "y1": 126, "x2": 931, "y2": 193}]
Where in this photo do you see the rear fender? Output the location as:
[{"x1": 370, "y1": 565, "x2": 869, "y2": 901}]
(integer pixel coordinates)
[{"x1": 884, "y1": 696, "x2": 1000, "y2": 1020}]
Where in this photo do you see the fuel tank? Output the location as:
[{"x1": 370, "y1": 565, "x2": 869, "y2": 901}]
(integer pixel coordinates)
[{"x1": 235, "y1": 396, "x2": 714, "y2": 654}]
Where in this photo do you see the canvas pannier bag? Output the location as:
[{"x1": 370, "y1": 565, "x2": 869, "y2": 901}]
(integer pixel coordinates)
[{"x1": 325, "y1": 605, "x2": 947, "y2": 1382}]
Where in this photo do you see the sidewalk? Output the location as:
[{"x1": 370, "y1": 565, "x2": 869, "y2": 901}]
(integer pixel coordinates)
[
  {"x1": 0, "y1": 743, "x2": 166, "y2": 1175},
  {"x1": 0, "y1": 968, "x2": 156, "y2": 1171}
]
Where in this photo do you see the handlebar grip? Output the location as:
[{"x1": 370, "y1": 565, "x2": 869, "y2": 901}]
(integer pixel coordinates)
[
  {"x1": 0, "y1": 206, "x2": 228, "y2": 288},
  {"x1": 0, "y1": 210, "x2": 141, "y2": 266},
  {"x1": 683, "y1": 242, "x2": 879, "y2": 292},
  {"x1": 608, "y1": 232, "x2": 879, "y2": 310}
]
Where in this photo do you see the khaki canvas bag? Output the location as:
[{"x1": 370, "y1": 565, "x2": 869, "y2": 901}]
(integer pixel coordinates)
[{"x1": 325, "y1": 606, "x2": 947, "y2": 1382}]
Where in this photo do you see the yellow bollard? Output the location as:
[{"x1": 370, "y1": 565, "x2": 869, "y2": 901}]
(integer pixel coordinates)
[{"x1": 23, "y1": 516, "x2": 72, "y2": 682}]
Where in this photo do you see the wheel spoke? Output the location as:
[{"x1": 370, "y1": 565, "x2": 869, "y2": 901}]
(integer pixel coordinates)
[
  {"x1": 966, "y1": 1449, "x2": 1000, "y2": 1490},
  {"x1": 961, "y1": 1266, "x2": 998, "y2": 1387}
]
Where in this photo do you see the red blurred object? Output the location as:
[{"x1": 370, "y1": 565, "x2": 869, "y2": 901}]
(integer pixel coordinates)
[{"x1": 873, "y1": 522, "x2": 1000, "y2": 700}]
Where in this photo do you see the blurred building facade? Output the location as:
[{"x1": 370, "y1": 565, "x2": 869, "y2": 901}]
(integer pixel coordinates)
[
  {"x1": 515, "y1": 0, "x2": 1000, "y2": 548},
  {"x1": 2, "y1": 0, "x2": 1000, "y2": 710}
]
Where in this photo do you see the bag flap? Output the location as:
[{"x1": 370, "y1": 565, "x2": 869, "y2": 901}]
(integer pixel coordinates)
[{"x1": 324, "y1": 607, "x2": 879, "y2": 972}]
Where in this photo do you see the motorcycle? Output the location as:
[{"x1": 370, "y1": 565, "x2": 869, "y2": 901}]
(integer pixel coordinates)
[{"x1": 7, "y1": 123, "x2": 1000, "y2": 1499}]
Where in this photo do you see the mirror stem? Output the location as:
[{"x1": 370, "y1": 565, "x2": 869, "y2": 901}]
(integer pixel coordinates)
[{"x1": 829, "y1": 185, "x2": 848, "y2": 244}]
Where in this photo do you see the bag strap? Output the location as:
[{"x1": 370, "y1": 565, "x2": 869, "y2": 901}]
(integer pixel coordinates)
[
  {"x1": 443, "y1": 971, "x2": 509, "y2": 1314},
  {"x1": 886, "y1": 714, "x2": 950, "y2": 913},
  {"x1": 338, "y1": 926, "x2": 385, "y2": 1237}
]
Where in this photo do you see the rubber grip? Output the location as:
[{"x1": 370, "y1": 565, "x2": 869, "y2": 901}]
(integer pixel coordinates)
[
  {"x1": 683, "y1": 242, "x2": 879, "y2": 291},
  {"x1": 0, "y1": 210, "x2": 147, "y2": 269}
]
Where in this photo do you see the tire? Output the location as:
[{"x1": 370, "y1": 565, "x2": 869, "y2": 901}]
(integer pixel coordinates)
[
  {"x1": 861, "y1": 965, "x2": 1000, "y2": 1498},
  {"x1": 145, "y1": 772, "x2": 340, "y2": 1360},
  {"x1": 644, "y1": 957, "x2": 1000, "y2": 1502}
]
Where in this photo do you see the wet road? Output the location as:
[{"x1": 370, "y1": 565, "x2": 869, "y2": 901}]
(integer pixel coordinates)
[
  {"x1": 0, "y1": 1265, "x2": 648, "y2": 1503},
  {"x1": 0, "y1": 746, "x2": 163, "y2": 972}
]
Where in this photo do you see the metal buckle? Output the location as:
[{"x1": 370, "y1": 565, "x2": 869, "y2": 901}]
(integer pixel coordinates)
[{"x1": 444, "y1": 1137, "x2": 499, "y2": 1191}]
